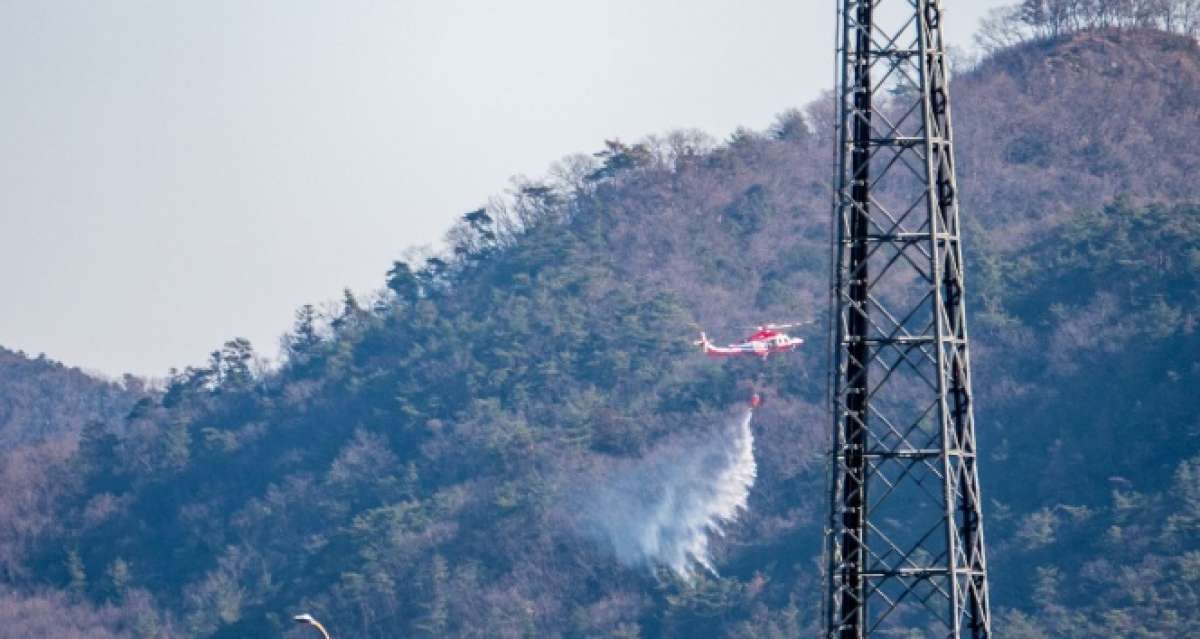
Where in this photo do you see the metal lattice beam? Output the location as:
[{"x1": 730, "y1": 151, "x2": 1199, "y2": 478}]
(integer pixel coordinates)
[{"x1": 825, "y1": 1, "x2": 991, "y2": 637}]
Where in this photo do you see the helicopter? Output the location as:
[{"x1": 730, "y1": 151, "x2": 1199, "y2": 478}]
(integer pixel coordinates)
[{"x1": 693, "y1": 322, "x2": 807, "y2": 360}]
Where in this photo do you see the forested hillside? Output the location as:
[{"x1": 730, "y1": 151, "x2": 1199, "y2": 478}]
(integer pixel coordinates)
[
  {"x1": 2, "y1": 27, "x2": 1199, "y2": 638},
  {"x1": 0, "y1": 347, "x2": 144, "y2": 447}
]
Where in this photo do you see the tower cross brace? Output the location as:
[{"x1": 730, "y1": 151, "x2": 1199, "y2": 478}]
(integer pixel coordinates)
[{"x1": 825, "y1": 1, "x2": 991, "y2": 636}]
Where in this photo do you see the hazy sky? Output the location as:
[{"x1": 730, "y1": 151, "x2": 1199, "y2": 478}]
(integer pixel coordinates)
[{"x1": 1, "y1": 1, "x2": 1011, "y2": 378}]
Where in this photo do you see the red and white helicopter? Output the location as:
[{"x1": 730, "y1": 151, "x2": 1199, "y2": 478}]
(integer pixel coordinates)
[{"x1": 694, "y1": 322, "x2": 807, "y2": 360}]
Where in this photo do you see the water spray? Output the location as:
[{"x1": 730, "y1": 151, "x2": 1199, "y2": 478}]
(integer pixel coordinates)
[{"x1": 575, "y1": 409, "x2": 757, "y2": 579}]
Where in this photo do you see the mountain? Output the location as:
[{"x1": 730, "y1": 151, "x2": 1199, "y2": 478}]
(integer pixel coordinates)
[
  {"x1": 0, "y1": 347, "x2": 144, "y2": 447},
  {"x1": 2, "y1": 27, "x2": 1199, "y2": 638},
  {"x1": 958, "y1": 29, "x2": 1200, "y2": 636}
]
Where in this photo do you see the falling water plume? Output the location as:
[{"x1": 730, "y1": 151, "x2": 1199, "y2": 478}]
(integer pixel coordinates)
[{"x1": 576, "y1": 410, "x2": 757, "y2": 579}]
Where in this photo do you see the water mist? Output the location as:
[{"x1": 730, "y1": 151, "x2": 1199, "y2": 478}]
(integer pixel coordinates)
[{"x1": 576, "y1": 410, "x2": 757, "y2": 579}]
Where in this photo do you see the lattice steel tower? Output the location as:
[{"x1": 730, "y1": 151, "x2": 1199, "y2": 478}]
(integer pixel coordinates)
[{"x1": 825, "y1": 1, "x2": 990, "y2": 637}]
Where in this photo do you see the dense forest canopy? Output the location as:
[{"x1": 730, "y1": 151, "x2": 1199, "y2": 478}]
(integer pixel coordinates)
[
  {"x1": 0, "y1": 346, "x2": 144, "y2": 448},
  {"x1": 0, "y1": 26, "x2": 1198, "y2": 638}
]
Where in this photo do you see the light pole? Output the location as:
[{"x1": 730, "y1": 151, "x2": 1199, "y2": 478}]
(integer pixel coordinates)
[{"x1": 293, "y1": 613, "x2": 331, "y2": 639}]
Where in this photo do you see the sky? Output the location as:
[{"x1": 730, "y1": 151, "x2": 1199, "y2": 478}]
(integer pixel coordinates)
[{"x1": 0, "y1": 0, "x2": 1012, "y2": 378}]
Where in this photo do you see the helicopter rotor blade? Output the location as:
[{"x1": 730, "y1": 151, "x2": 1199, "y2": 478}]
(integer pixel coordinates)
[{"x1": 747, "y1": 320, "x2": 815, "y2": 330}]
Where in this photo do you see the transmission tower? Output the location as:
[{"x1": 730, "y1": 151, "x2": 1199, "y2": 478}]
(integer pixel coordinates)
[{"x1": 825, "y1": 1, "x2": 991, "y2": 637}]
